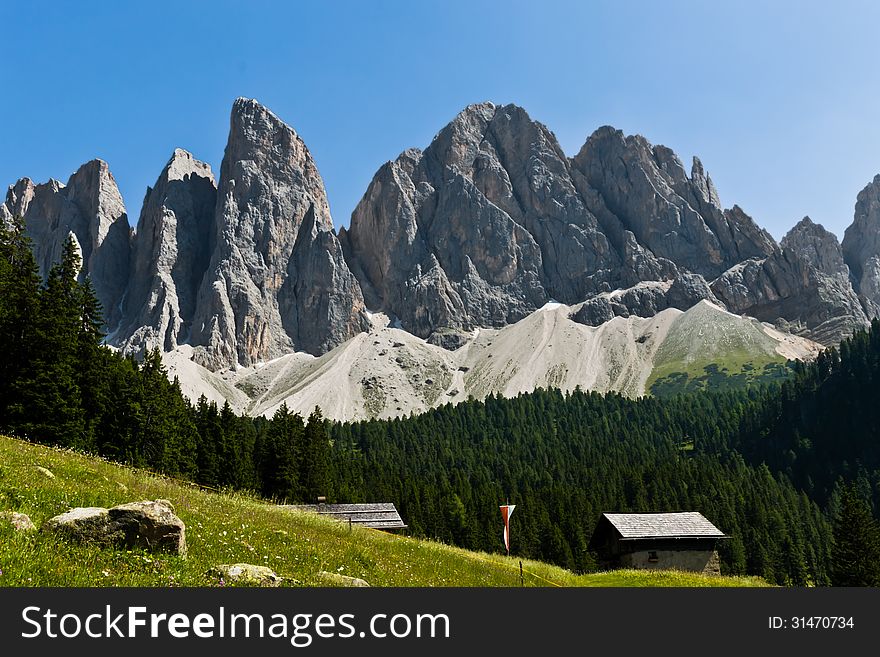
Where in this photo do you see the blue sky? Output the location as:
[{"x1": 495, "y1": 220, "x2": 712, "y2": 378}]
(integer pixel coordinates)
[{"x1": 2, "y1": 0, "x2": 879, "y2": 240}]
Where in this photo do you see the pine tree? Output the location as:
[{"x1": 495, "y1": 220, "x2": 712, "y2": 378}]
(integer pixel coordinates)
[
  {"x1": 300, "y1": 409, "x2": 330, "y2": 501},
  {"x1": 830, "y1": 485, "x2": 880, "y2": 586},
  {"x1": 16, "y1": 235, "x2": 84, "y2": 444},
  {"x1": 0, "y1": 216, "x2": 42, "y2": 432}
]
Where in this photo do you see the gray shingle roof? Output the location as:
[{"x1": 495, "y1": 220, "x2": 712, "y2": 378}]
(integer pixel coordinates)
[
  {"x1": 280, "y1": 503, "x2": 407, "y2": 530},
  {"x1": 603, "y1": 512, "x2": 725, "y2": 539}
]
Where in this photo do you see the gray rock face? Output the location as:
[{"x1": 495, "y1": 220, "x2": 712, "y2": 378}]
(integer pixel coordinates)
[
  {"x1": 2, "y1": 160, "x2": 131, "y2": 330},
  {"x1": 115, "y1": 149, "x2": 216, "y2": 354},
  {"x1": 42, "y1": 500, "x2": 186, "y2": 556},
  {"x1": 711, "y1": 218, "x2": 869, "y2": 345},
  {"x1": 570, "y1": 273, "x2": 721, "y2": 327},
  {"x1": 190, "y1": 98, "x2": 367, "y2": 369},
  {"x1": 6, "y1": 97, "x2": 878, "y2": 381},
  {"x1": 843, "y1": 175, "x2": 880, "y2": 317},
  {"x1": 571, "y1": 128, "x2": 776, "y2": 278},
  {"x1": 343, "y1": 103, "x2": 779, "y2": 343},
  {"x1": 783, "y1": 216, "x2": 849, "y2": 278}
]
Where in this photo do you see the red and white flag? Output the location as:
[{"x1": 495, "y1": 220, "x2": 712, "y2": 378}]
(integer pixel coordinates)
[{"x1": 500, "y1": 504, "x2": 516, "y2": 554}]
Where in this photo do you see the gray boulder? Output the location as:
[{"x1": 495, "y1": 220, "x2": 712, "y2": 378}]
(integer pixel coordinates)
[
  {"x1": 107, "y1": 500, "x2": 187, "y2": 556},
  {"x1": 316, "y1": 571, "x2": 370, "y2": 587},
  {"x1": 210, "y1": 563, "x2": 280, "y2": 586},
  {"x1": 42, "y1": 500, "x2": 186, "y2": 556},
  {"x1": 42, "y1": 507, "x2": 111, "y2": 542}
]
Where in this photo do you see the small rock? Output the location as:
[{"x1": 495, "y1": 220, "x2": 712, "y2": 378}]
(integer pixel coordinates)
[
  {"x1": 317, "y1": 571, "x2": 370, "y2": 587},
  {"x1": 35, "y1": 466, "x2": 55, "y2": 479},
  {"x1": 211, "y1": 563, "x2": 280, "y2": 586},
  {"x1": 0, "y1": 511, "x2": 36, "y2": 532}
]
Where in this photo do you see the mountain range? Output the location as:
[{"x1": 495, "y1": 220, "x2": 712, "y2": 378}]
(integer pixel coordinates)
[{"x1": 4, "y1": 98, "x2": 878, "y2": 420}]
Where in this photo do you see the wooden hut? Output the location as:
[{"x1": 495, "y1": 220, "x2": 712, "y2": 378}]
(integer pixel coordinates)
[{"x1": 588, "y1": 512, "x2": 727, "y2": 574}]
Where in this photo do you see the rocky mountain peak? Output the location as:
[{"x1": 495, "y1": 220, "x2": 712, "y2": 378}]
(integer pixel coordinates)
[
  {"x1": 114, "y1": 149, "x2": 217, "y2": 354},
  {"x1": 188, "y1": 98, "x2": 365, "y2": 369},
  {"x1": 690, "y1": 156, "x2": 721, "y2": 207},
  {"x1": 1, "y1": 159, "x2": 131, "y2": 330},
  {"x1": 842, "y1": 175, "x2": 880, "y2": 316},
  {"x1": 163, "y1": 148, "x2": 215, "y2": 185},
  {"x1": 782, "y1": 216, "x2": 848, "y2": 278}
]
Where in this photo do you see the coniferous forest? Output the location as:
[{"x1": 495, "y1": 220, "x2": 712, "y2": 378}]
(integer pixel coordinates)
[{"x1": 2, "y1": 218, "x2": 879, "y2": 586}]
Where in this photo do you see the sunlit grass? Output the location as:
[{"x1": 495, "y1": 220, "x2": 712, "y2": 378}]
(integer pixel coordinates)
[{"x1": 0, "y1": 435, "x2": 768, "y2": 588}]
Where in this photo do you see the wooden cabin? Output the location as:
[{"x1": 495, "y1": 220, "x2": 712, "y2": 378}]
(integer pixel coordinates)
[
  {"x1": 281, "y1": 502, "x2": 407, "y2": 531},
  {"x1": 588, "y1": 512, "x2": 727, "y2": 574}
]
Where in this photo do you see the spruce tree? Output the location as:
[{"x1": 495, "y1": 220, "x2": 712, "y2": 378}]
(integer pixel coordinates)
[
  {"x1": 16, "y1": 235, "x2": 84, "y2": 444},
  {"x1": 830, "y1": 485, "x2": 880, "y2": 586}
]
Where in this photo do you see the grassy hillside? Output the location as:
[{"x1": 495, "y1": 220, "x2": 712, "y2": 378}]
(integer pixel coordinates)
[
  {"x1": 0, "y1": 435, "x2": 766, "y2": 587},
  {"x1": 646, "y1": 301, "x2": 794, "y2": 396}
]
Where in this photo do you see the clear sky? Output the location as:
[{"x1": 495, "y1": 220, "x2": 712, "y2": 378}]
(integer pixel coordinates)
[{"x1": 2, "y1": 0, "x2": 879, "y2": 241}]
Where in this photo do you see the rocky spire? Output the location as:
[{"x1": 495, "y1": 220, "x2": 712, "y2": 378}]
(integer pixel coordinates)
[
  {"x1": 843, "y1": 175, "x2": 880, "y2": 316},
  {"x1": 115, "y1": 148, "x2": 217, "y2": 354},
  {"x1": 189, "y1": 98, "x2": 367, "y2": 369},
  {"x1": 782, "y1": 216, "x2": 849, "y2": 278}
]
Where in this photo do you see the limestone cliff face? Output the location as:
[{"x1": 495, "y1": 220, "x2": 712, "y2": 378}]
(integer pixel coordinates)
[
  {"x1": 343, "y1": 103, "x2": 782, "y2": 344},
  {"x1": 843, "y1": 176, "x2": 880, "y2": 317},
  {"x1": 2, "y1": 160, "x2": 131, "y2": 330},
  {"x1": 571, "y1": 128, "x2": 776, "y2": 278},
  {"x1": 115, "y1": 149, "x2": 217, "y2": 354},
  {"x1": 711, "y1": 217, "x2": 868, "y2": 345},
  {"x1": 189, "y1": 98, "x2": 367, "y2": 369}
]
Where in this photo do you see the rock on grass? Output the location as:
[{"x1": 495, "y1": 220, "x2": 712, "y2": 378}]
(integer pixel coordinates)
[
  {"x1": 209, "y1": 563, "x2": 281, "y2": 586},
  {"x1": 42, "y1": 500, "x2": 186, "y2": 556},
  {"x1": 0, "y1": 511, "x2": 36, "y2": 531},
  {"x1": 317, "y1": 571, "x2": 370, "y2": 587}
]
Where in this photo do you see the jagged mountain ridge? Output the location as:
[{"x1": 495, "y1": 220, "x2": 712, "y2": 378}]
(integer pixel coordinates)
[{"x1": 3, "y1": 98, "x2": 879, "y2": 389}]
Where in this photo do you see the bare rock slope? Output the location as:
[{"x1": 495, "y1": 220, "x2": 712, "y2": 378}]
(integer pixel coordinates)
[{"x1": 165, "y1": 301, "x2": 820, "y2": 422}]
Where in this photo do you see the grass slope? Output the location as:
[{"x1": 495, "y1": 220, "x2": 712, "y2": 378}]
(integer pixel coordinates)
[
  {"x1": 646, "y1": 301, "x2": 792, "y2": 396},
  {"x1": 0, "y1": 435, "x2": 766, "y2": 587}
]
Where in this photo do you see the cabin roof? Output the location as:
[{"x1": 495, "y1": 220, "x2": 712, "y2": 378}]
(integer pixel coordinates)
[
  {"x1": 601, "y1": 512, "x2": 726, "y2": 540},
  {"x1": 281, "y1": 502, "x2": 407, "y2": 530}
]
